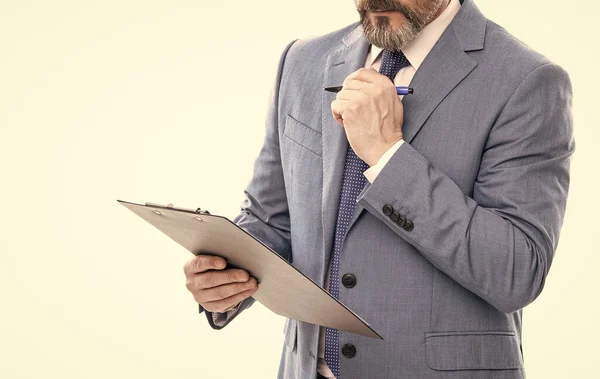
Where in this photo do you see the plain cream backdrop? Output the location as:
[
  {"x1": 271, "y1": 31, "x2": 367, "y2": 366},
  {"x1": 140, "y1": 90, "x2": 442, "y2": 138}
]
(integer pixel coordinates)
[{"x1": 0, "y1": 0, "x2": 597, "y2": 378}]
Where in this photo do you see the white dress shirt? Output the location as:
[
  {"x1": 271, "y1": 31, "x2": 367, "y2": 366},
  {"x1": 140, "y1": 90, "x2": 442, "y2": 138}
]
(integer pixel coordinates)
[{"x1": 318, "y1": 0, "x2": 461, "y2": 377}]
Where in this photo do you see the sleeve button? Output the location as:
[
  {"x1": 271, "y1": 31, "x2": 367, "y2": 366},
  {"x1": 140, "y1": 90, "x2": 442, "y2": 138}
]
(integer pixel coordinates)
[
  {"x1": 396, "y1": 215, "x2": 406, "y2": 227},
  {"x1": 382, "y1": 204, "x2": 394, "y2": 216}
]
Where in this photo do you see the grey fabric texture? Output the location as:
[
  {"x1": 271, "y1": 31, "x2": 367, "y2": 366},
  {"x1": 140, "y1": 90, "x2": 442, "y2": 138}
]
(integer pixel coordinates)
[{"x1": 202, "y1": 0, "x2": 575, "y2": 377}]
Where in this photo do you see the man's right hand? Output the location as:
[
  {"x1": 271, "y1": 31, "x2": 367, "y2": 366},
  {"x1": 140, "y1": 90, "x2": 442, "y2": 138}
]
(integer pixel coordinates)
[{"x1": 184, "y1": 254, "x2": 258, "y2": 313}]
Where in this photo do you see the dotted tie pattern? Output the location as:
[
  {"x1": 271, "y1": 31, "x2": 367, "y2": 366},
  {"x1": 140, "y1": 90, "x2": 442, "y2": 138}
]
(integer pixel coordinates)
[
  {"x1": 323, "y1": 48, "x2": 410, "y2": 379},
  {"x1": 379, "y1": 49, "x2": 411, "y2": 82}
]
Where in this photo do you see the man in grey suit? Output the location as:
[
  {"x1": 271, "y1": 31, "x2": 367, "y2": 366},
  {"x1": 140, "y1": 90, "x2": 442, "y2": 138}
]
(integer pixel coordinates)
[{"x1": 183, "y1": 0, "x2": 575, "y2": 377}]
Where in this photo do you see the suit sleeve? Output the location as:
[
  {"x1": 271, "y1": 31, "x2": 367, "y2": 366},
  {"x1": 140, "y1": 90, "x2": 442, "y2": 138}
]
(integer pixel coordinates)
[
  {"x1": 363, "y1": 139, "x2": 404, "y2": 183},
  {"x1": 200, "y1": 39, "x2": 298, "y2": 329},
  {"x1": 357, "y1": 63, "x2": 575, "y2": 313}
]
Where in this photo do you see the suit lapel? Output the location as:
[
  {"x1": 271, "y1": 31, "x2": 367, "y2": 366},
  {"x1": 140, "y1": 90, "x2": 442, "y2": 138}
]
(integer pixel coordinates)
[
  {"x1": 402, "y1": 26, "x2": 482, "y2": 142},
  {"x1": 321, "y1": 24, "x2": 371, "y2": 271},
  {"x1": 402, "y1": 0, "x2": 486, "y2": 143}
]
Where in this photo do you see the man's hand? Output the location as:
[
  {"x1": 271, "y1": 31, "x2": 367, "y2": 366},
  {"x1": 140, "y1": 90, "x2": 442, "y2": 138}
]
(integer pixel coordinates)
[
  {"x1": 184, "y1": 255, "x2": 258, "y2": 313},
  {"x1": 331, "y1": 68, "x2": 405, "y2": 166}
]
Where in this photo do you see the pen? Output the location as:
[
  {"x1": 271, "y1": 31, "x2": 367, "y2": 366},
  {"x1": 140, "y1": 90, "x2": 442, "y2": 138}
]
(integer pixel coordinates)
[{"x1": 324, "y1": 85, "x2": 414, "y2": 95}]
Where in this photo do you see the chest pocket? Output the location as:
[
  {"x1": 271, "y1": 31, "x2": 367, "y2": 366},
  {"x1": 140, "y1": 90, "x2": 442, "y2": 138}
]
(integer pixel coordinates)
[{"x1": 283, "y1": 114, "x2": 322, "y2": 157}]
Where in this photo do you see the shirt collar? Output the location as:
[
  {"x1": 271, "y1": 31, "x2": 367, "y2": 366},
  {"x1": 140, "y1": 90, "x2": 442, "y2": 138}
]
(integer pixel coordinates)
[{"x1": 365, "y1": 0, "x2": 461, "y2": 70}]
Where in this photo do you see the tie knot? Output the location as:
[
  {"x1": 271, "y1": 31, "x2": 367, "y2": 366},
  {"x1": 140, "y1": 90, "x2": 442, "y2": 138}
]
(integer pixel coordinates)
[{"x1": 379, "y1": 49, "x2": 411, "y2": 82}]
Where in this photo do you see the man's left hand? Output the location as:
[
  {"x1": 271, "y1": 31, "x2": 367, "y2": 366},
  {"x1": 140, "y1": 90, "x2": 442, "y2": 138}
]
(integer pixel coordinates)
[{"x1": 331, "y1": 67, "x2": 404, "y2": 166}]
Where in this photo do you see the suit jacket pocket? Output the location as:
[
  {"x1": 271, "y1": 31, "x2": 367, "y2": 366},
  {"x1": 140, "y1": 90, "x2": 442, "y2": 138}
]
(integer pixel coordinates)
[
  {"x1": 283, "y1": 318, "x2": 297, "y2": 352},
  {"x1": 425, "y1": 331, "x2": 522, "y2": 371},
  {"x1": 284, "y1": 114, "x2": 322, "y2": 157}
]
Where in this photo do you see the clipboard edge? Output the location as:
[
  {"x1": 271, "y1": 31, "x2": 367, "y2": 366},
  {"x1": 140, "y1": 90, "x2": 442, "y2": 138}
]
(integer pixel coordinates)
[{"x1": 116, "y1": 199, "x2": 384, "y2": 340}]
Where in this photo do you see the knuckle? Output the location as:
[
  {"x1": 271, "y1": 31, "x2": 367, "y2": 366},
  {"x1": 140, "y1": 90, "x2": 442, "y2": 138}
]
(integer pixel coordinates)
[
  {"x1": 202, "y1": 272, "x2": 215, "y2": 288},
  {"x1": 236, "y1": 270, "x2": 249, "y2": 282},
  {"x1": 183, "y1": 259, "x2": 195, "y2": 276},
  {"x1": 226, "y1": 270, "x2": 237, "y2": 283},
  {"x1": 193, "y1": 293, "x2": 204, "y2": 304},
  {"x1": 199, "y1": 255, "x2": 218, "y2": 271},
  {"x1": 191, "y1": 256, "x2": 205, "y2": 273},
  {"x1": 195, "y1": 289, "x2": 208, "y2": 303},
  {"x1": 214, "y1": 286, "x2": 226, "y2": 300},
  {"x1": 185, "y1": 277, "x2": 194, "y2": 291},
  {"x1": 202, "y1": 255, "x2": 216, "y2": 268},
  {"x1": 386, "y1": 83, "x2": 396, "y2": 94}
]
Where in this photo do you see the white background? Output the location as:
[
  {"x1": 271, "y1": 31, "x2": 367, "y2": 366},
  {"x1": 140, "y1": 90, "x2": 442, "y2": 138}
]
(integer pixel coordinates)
[{"x1": 0, "y1": 0, "x2": 597, "y2": 378}]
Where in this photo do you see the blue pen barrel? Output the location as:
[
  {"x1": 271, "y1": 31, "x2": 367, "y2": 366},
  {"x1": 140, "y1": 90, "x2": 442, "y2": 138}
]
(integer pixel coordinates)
[{"x1": 396, "y1": 87, "x2": 414, "y2": 95}]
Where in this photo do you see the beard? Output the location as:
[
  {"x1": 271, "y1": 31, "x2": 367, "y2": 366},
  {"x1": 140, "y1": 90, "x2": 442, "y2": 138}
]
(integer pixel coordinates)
[{"x1": 356, "y1": 0, "x2": 445, "y2": 51}]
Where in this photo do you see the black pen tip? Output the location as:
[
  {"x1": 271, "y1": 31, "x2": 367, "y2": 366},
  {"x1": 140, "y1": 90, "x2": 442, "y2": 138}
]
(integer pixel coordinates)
[{"x1": 324, "y1": 86, "x2": 343, "y2": 93}]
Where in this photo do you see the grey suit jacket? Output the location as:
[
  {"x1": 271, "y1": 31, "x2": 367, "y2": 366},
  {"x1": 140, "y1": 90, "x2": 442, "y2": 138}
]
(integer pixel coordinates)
[{"x1": 200, "y1": 0, "x2": 575, "y2": 377}]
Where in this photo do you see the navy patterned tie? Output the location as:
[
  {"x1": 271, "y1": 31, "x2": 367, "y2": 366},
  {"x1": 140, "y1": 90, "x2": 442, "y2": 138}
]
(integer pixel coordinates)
[{"x1": 324, "y1": 48, "x2": 410, "y2": 379}]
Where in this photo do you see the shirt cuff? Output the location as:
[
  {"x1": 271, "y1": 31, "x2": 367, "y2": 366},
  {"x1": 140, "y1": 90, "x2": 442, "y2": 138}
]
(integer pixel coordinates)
[
  {"x1": 210, "y1": 301, "x2": 242, "y2": 327},
  {"x1": 363, "y1": 139, "x2": 404, "y2": 183}
]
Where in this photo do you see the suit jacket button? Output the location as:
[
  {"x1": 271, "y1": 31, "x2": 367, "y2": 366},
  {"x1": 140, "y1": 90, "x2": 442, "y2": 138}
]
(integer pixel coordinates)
[
  {"x1": 403, "y1": 219, "x2": 414, "y2": 231},
  {"x1": 390, "y1": 211, "x2": 401, "y2": 222},
  {"x1": 382, "y1": 204, "x2": 394, "y2": 216},
  {"x1": 342, "y1": 343, "x2": 356, "y2": 358},
  {"x1": 342, "y1": 274, "x2": 357, "y2": 288},
  {"x1": 396, "y1": 215, "x2": 406, "y2": 227}
]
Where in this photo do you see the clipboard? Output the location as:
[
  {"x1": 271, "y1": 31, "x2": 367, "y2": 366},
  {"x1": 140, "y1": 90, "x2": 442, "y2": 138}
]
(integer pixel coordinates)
[{"x1": 117, "y1": 199, "x2": 382, "y2": 339}]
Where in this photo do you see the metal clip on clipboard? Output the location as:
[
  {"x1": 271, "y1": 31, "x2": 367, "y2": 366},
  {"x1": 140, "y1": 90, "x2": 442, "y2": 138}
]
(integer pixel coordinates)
[{"x1": 144, "y1": 202, "x2": 211, "y2": 215}]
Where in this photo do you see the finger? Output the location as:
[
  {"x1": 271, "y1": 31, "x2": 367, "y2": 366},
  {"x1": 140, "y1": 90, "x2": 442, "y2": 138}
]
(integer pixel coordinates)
[
  {"x1": 202, "y1": 285, "x2": 259, "y2": 313},
  {"x1": 183, "y1": 255, "x2": 227, "y2": 277},
  {"x1": 341, "y1": 79, "x2": 366, "y2": 91},
  {"x1": 196, "y1": 278, "x2": 258, "y2": 304},
  {"x1": 334, "y1": 79, "x2": 367, "y2": 96},
  {"x1": 336, "y1": 88, "x2": 367, "y2": 102},
  {"x1": 331, "y1": 99, "x2": 350, "y2": 127},
  {"x1": 345, "y1": 67, "x2": 380, "y2": 84},
  {"x1": 187, "y1": 268, "x2": 250, "y2": 291},
  {"x1": 346, "y1": 79, "x2": 398, "y2": 100}
]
